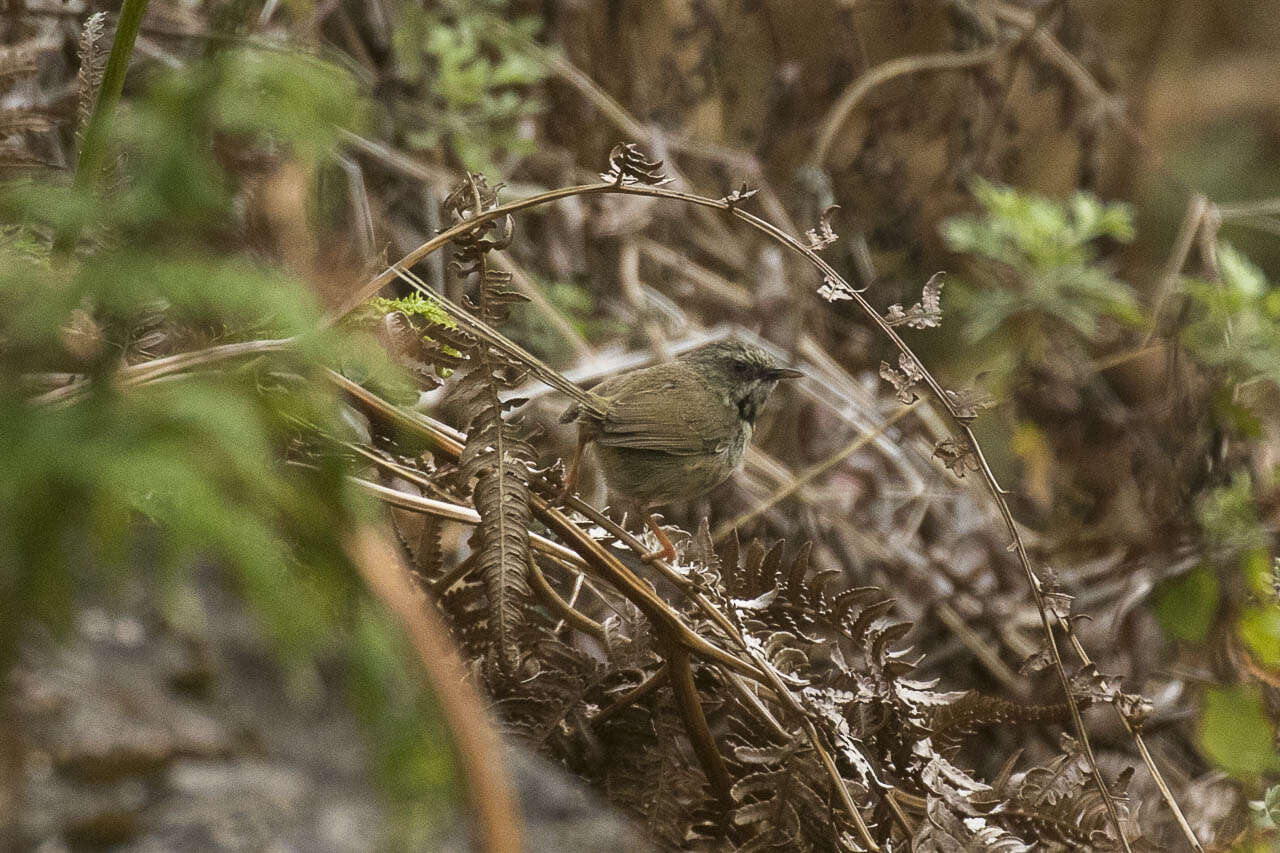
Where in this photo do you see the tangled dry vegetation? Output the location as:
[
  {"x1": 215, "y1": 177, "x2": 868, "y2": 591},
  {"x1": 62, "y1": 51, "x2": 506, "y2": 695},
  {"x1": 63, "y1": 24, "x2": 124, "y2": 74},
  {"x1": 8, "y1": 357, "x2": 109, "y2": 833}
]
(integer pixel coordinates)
[
  {"x1": 356, "y1": 150, "x2": 1160, "y2": 851},
  {"x1": 5, "y1": 0, "x2": 1278, "y2": 850}
]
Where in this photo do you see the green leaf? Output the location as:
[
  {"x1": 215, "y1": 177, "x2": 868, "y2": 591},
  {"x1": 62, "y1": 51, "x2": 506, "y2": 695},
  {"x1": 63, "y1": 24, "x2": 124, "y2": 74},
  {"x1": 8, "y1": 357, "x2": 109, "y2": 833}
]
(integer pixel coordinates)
[
  {"x1": 1265, "y1": 785, "x2": 1280, "y2": 827},
  {"x1": 940, "y1": 180, "x2": 1144, "y2": 345},
  {"x1": 209, "y1": 48, "x2": 365, "y2": 161},
  {"x1": 1199, "y1": 686, "x2": 1280, "y2": 777},
  {"x1": 1218, "y1": 241, "x2": 1268, "y2": 298},
  {"x1": 1154, "y1": 565, "x2": 1219, "y2": 644},
  {"x1": 1197, "y1": 473, "x2": 1267, "y2": 553},
  {"x1": 1239, "y1": 605, "x2": 1280, "y2": 669},
  {"x1": 370, "y1": 292, "x2": 455, "y2": 326}
]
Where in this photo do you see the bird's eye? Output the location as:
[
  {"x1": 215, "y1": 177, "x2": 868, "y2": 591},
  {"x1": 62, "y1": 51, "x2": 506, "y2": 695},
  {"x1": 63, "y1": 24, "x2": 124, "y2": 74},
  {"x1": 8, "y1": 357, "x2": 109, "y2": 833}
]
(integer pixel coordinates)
[{"x1": 733, "y1": 361, "x2": 751, "y2": 376}]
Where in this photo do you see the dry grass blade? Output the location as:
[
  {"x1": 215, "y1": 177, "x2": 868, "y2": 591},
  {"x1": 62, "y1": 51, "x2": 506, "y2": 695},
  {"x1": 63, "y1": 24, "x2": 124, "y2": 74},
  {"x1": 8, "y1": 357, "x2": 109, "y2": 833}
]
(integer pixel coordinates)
[{"x1": 347, "y1": 474, "x2": 588, "y2": 569}]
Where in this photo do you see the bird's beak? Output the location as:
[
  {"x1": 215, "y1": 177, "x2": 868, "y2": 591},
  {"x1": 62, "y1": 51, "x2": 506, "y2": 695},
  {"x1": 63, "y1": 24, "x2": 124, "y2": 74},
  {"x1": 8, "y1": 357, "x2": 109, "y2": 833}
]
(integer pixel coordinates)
[{"x1": 769, "y1": 367, "x2": 804, "y2": 381}]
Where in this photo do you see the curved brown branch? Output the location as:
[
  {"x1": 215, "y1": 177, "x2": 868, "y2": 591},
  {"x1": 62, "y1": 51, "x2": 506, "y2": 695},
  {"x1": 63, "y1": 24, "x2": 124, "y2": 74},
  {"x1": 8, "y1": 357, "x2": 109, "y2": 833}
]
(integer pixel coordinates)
[
  {"x1": 527, "y1": 553, "x2": 606, "y2": 640},
  {"x1": 662, "y1": 639, "x2": 733, "y2": 811},
  {"x1": 812, "y1": 43, "x2": 1006, "y2": 167},
  {"x1": 345, "y1": 523, "x2": 522, "y2": 853}
]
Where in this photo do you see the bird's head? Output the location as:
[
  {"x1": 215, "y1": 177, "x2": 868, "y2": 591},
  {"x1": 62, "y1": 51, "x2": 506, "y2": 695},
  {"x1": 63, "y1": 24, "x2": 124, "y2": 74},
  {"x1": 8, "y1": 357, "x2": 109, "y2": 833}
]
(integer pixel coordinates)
[{"x1": 680, "y1": 340, "x2": 803, "y2": 425}]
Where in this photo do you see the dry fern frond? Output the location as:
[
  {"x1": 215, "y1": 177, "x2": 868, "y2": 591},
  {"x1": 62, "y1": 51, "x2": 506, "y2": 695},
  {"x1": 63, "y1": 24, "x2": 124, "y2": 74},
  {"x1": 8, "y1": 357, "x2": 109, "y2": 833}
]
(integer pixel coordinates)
[
  {"x1": 76, "y1": 12, "x2": 111, "y2": 150},
  {"x1": 444, "y1": 172, "x2": 536, "y2": 673}
]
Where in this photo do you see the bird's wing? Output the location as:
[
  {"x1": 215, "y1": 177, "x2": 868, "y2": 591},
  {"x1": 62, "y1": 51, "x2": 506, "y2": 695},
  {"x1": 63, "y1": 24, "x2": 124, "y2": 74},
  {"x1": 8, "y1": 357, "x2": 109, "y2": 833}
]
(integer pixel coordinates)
[{"x1": 588, "y1": 364, "x2": 737, "y2": 456}]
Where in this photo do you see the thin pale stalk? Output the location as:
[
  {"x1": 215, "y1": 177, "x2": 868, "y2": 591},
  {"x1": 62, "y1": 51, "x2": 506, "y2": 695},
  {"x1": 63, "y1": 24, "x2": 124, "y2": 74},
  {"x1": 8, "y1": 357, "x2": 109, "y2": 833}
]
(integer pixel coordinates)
[
  {"x1": 812, "y1": 42, "x2": 1006, "y2": 167},
  {"x1": 347, "y1": 474, "x2": 588, "y2": 569},
  {"x1": 1145, "y1": 194, "x2": 1210, "y2": 345},
  {"x1": 32, "y1": 338, "x2": 293, "y2": 407}
]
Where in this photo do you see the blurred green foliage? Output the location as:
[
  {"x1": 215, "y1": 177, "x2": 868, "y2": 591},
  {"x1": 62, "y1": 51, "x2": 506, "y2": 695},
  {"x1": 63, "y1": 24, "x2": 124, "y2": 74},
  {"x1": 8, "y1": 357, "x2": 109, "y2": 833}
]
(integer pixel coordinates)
[
  {"x1": 0, "y1": 43, "x2": 454, "y2": 840},
  {"x1": 944, "y1": 182, "x2": 1280, "y2": 787},
  {"x1": 1264, "y1": 785, "x2": 1280, "y2": 827},
  {"x1": 1197, "y1": 473, "x2": 1269, "y2": 555},
  {"x1": 942, "y1": 178, "x2": 1142, "y2": 345},
  {"x1": 1183, "y1": 242, "x2": 1280, "y2": 391},
  {"x1": 1199, "y1": 686, "x2": 1280, "y2": 777},
  {"x1": 390, "y1": 0, "x2": 546, "y2": 174},
  {"x1": 1153, "y1": 565, "x2": 1219, "y2": 644}
]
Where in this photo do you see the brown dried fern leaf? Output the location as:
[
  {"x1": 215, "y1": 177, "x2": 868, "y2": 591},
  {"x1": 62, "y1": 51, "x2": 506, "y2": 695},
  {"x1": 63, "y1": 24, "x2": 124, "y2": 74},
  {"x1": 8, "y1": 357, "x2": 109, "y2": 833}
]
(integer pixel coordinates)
[{"x1": 75, "y1": 12, "x2": 110, "y2": 150}]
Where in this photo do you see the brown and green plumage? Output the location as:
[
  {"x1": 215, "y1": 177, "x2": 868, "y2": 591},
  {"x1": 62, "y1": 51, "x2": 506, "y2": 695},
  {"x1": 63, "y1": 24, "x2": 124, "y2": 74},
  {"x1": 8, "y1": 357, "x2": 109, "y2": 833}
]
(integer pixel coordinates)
[{"x1": 560, "y1": 340, "x2": 801, "y2": 560}]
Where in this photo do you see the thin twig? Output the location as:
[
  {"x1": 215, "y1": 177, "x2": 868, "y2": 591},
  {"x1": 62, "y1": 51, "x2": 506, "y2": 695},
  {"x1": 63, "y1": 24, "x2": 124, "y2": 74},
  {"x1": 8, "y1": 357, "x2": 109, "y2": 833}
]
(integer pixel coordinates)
[
  {"x1": 961, "y1": 425, "x2": 1133, "y2": 852},
  {"x1": 723, "y1": 671, "x2": 790, "y2": 741},
  {"x1": 1145, "y1": 194, "x2": 1210, "y2": 345},
  {"x1": 1217, "y1": 198, "x2": 1280, "y2": 219},
  {"x1": 987, "y1": 1, "x2": 1183, "y2": 191},
  {"x1": 346, "y1": 474, "x2": 589, "y2": 569},
  {"x1": 32, "y1": 338, "x2": 293, "y2": 407},
  {"x1": 663, "y1": 639, "x2": 733, "y2": 809},
  {"x1": 712, "y1": 400, "x2": 921, "y2": 540},
  {"x1": 1064, "y1": 634, "x2": 1203, "y2": 851},
  {"x1": 813, "y1": 42, "x2": 1007, "y2": 167},
  {"x1": 590, "y1": 664, "x2": 667, "y2": 729},
  {"x1": 527, "y1": 553, "x2": 606, "y2": 640},
  {"x1": 970, "y1": 0, "x2": 1072, "y2": 172}
]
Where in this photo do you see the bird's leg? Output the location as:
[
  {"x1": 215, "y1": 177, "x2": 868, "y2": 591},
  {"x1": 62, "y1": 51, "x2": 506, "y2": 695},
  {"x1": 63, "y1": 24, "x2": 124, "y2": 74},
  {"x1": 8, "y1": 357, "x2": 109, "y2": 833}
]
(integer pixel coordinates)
[
  {"x1": 560, "y1": 432, "x2": 589, "y2": 502},
  {"x1": 641, "y1": 513, "x2": 677, "y2": 563}
]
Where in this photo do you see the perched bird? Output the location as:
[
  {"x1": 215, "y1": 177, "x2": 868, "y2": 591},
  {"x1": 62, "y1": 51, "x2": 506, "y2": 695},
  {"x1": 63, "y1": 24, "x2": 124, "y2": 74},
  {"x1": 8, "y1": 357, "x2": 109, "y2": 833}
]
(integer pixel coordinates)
[{"x1": 560, "y1": 339, "x2": 802, "y2": 561}]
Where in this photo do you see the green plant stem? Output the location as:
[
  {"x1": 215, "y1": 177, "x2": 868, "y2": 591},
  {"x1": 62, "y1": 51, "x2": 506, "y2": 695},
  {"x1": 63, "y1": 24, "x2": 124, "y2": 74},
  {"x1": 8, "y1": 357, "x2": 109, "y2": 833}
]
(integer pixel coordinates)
[{"x1": 55, "y1": 0, "x2": 151, "y2": 254}]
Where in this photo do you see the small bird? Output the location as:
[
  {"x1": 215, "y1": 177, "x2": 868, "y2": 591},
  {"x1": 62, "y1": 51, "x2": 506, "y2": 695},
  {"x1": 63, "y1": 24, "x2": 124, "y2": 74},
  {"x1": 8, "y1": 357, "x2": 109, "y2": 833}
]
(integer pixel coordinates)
[{"x1": 560, "y1": 340, "x2": 802, "y2": 561}]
